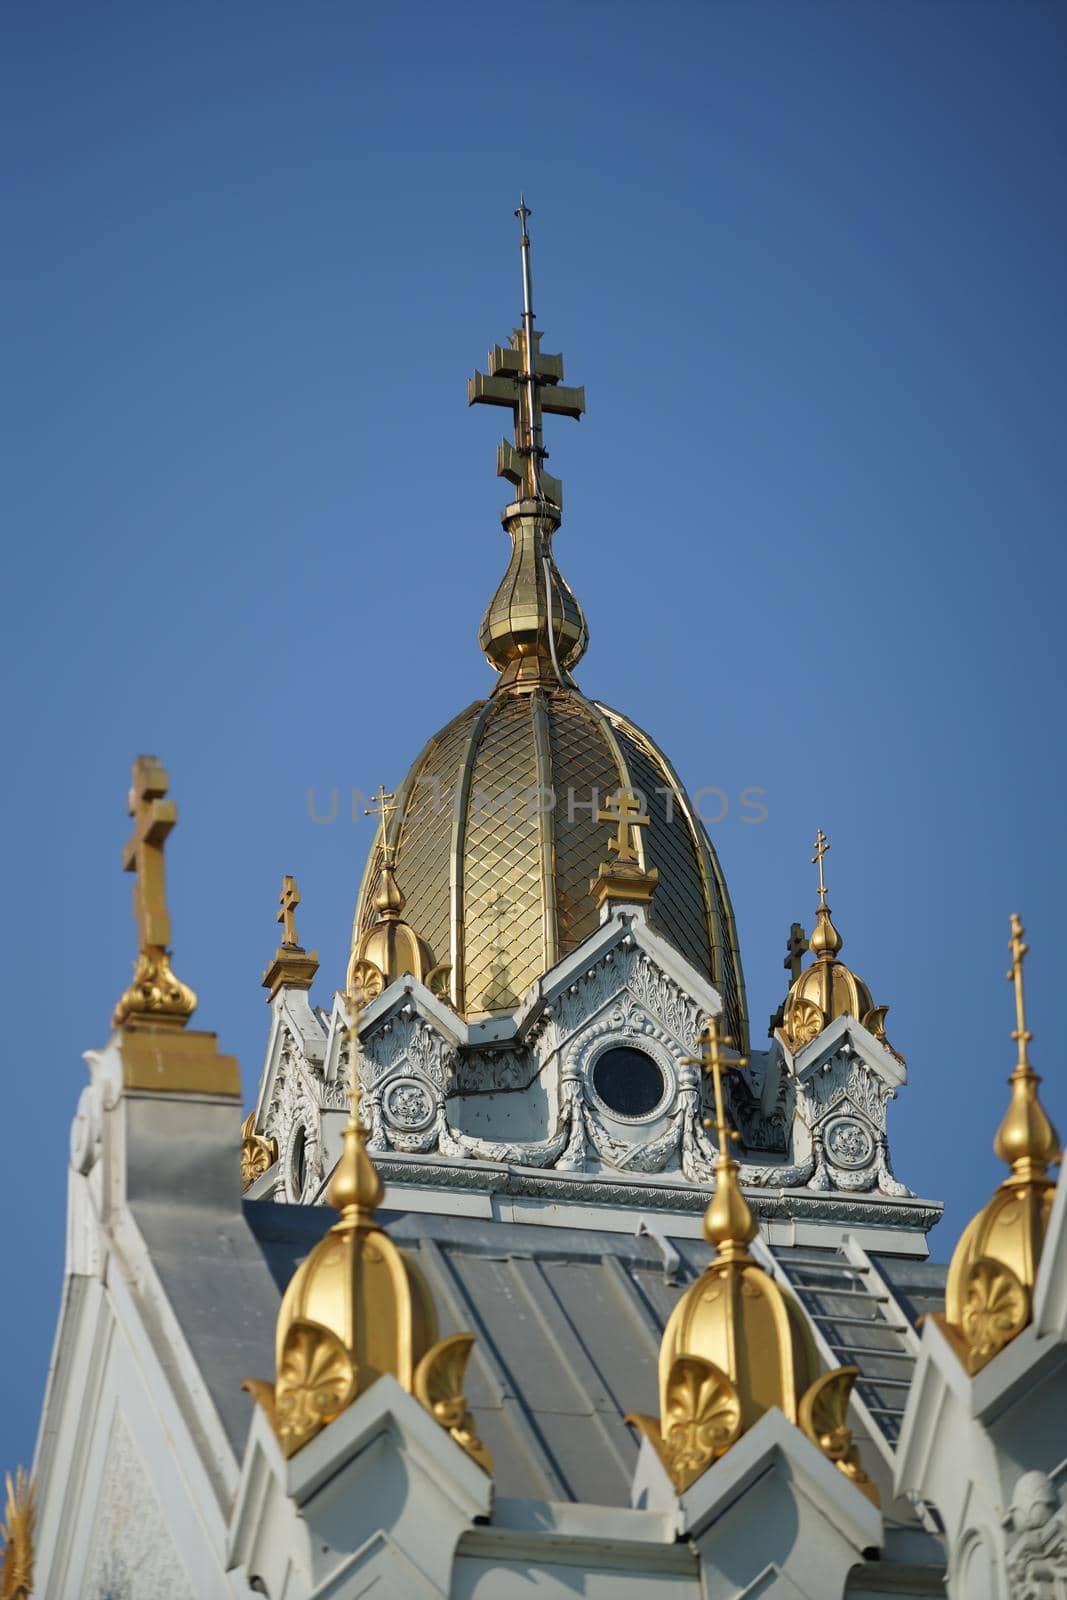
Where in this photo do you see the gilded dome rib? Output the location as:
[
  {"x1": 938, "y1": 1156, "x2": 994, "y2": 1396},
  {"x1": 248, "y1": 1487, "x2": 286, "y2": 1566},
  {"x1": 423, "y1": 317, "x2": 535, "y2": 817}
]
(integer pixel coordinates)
[{"x1": 450, "y1": 698, "x2": 497, "y2": 1011}]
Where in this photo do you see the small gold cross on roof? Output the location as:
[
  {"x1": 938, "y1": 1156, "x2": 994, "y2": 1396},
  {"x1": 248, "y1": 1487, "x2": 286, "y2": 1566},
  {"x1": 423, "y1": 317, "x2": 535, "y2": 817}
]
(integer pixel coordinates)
[
  {"x1": 278, "y1": 875, "x2": 302, "y2": 949},
  {"x1": 811, "y1": 828, "x2": 830, "y2": 907},
  {"x1": 685, "y1": 1016, "x2": 749, "y2": 1144},
  {"x1": 784, "y1": 922, "x2": 807, "y2": 982},
  {"x1": 365, "y1": 784, "x2": 397, "y2": 832},
  {"x1": 122, "y1": 755, "x2": 178, "y2": 953},
  {"x1": 1007, "y1": 912, "x2": 1033, "y2": 1070},
  {"x1": 598, "y1": 789, "x2": 649, "y2": 866}
]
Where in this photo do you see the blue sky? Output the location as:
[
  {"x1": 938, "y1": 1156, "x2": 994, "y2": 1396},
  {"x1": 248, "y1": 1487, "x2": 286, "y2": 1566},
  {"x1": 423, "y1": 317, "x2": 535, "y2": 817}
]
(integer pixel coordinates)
[{"x1": 3, "y1": 0, "x2": 1065, "y2": 1472}]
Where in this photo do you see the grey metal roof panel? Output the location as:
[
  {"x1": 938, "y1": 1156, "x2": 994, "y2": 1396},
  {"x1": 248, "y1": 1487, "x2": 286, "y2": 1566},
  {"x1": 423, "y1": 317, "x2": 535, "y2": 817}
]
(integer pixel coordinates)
[
  {"x1": 135, "y1": 1199, "x2": 936, "y2": 1508},
  {"x1": 870, "y1": 1255, "x2": 948, "y2": 1326}
]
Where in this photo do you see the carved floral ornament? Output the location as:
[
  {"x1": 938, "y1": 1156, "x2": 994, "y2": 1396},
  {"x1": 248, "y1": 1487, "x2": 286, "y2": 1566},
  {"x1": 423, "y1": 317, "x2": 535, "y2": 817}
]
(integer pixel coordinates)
[
  {"x1": 245, "y1": 1004, "x2": 492, "y2": 1478},
  {"x1": 240, "y1": 1111, "x2": 278, "y2": 1193},
  {"x1": 0, "y1": 1467, "x2": 33, "y2": 1600},
  {"x1": 627, "y1": 1020, "x2": 878, "y2": 1505}
]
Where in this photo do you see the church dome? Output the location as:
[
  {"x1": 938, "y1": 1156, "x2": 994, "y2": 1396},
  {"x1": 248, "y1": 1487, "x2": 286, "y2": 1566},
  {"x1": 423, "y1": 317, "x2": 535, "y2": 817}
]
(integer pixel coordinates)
[
  {"x1": 352, "y1": 682, "x2": 746, "y2": 1039},
  {"x1": 350, "y1": 210, "x2": 747, "y2": 1045}
]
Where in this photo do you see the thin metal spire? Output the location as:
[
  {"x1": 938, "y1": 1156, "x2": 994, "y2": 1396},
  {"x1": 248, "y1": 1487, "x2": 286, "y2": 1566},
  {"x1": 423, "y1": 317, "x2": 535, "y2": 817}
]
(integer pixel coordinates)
[{"x1": 515, "y1": 194, "x2": 542, "y2": 494}]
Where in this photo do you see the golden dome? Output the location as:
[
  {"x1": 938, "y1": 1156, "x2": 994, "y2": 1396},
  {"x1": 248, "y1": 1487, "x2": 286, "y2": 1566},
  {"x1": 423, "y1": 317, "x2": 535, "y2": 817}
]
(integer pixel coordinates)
[
  {"x1": 778, "y1": 831, "x2": 892, "y2": 1053},
  {"x1": 350, "y1": 208, "x2": 747, "y2": 1041},
  {"x1": 936, "y1": 916, "x2": 1061, "y2": 1375},
  {"x1": 626, "y1": 1020, "x2": 876, "y2": 1501},
  {"x1": 352, "y1": 680, "x2": 747, "y2": 1040}
]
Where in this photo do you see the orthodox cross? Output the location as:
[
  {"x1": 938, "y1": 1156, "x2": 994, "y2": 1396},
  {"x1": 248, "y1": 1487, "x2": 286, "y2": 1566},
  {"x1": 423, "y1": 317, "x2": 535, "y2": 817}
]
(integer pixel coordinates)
[
  {"x1": 685, "y1": 1016, "x2": 749, "y2": 1140},
  {"x1": 278, "y1": 875, "x2": 302, "y2": 949},
  {"x1": 468, "y1": 196, "x2": 585, "y2": 507},
  {"x1": 811, "y1": 829, "x2": 830, "y2": 908},
  {"x1": 365, "y1": 784, "x2": 398, "y2": 848},
  {"x1": 122, "y1": 756, "x2": 178, "y2": 953},
  {"x1": 784, "y1": 921, "x2": 807, "y2": 982},
  {"x1": 1007, "y1": 913, "x2": 1033, "y2": 1069},
  {"x1": 598, "y1": 789, "x2": 649, "y2": 866}
]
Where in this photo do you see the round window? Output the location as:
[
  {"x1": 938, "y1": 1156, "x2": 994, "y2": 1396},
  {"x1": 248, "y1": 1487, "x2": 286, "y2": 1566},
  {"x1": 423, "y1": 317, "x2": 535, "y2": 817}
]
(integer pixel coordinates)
[{"x1": 591, "y1": 1047, "x2": 667, "y2": 1119}]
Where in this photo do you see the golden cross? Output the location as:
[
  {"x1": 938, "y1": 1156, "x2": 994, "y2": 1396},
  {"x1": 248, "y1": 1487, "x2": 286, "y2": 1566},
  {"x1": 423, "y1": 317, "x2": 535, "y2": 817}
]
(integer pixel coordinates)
[
  {"x1": 784, "y1": 921, "x2": 807, "y2": 982},
  {"x1": 598, "y1": 789, "x2": 649, "y2": 866},
  {"x1": 1007, "y1": 912, "x2": 1033, "y2": 1070},
  {"x1": 121, "y1": 756, "x2": 177, "y2": 953},
  {"x1": 468, "y1": 199, "x2": 585, "y2": 508},
  {"x1": 278, "y1": 875, "x2": 301, "y2": 949},
  {"x1": 364, "y1": 784, "x2": 397, "y2": 836},
  {"x1": 685, "y1": 1016, "x2": 749, "y2": 1143},
  {"x1": 811, "y1": 829, "x2": 830, "y2": 906}
]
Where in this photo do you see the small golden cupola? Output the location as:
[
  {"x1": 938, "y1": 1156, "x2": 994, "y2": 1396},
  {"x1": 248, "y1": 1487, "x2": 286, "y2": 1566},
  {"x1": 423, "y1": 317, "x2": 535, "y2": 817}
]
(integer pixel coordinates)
[
  {"x1": 346, "y1": 786, "x2": 436, "y2": 1001},
  {"x1": 777, "y1": 830, "x2": 893, "y2": 1053},
  {"x1": 245, "y1": 997, "x2": 491, "y2": 1472},
  {"x1": 934, "y1": 915, "x2": 1061, "y2": 1374},
  {"x1": 626, "y1": 1018, "x2": 876, "y2": 1502}
]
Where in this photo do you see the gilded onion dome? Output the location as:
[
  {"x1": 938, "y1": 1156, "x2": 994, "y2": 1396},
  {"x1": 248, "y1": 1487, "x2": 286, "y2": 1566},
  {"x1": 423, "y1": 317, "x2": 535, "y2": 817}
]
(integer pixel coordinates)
[
  {"x1": 626, "y1": 1020, "x2": 876, "y2": 1500},
  {"x1": 934, "y1": 916, "x2": 1061, "y2": 1375},
  {"x1": 350, "y1": 202, "x2": 747, "y2": 1044},
  {"x1": 777, "y1": 830, "x2": 893, "y2": 1055},
  {"x1": 246, "y1": 1005, "x2": 491, "y2": 1470}
]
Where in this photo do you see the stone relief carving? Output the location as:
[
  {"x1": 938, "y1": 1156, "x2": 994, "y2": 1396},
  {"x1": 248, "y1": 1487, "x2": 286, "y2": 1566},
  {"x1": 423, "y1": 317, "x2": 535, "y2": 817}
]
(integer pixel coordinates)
[
  {"x1": 84, "y1": 1413, "x2": 195, "y2": 1599},
  {"x1": 794, "y1": 1047, "x2": 913, "y2": 1198},
  {"x1": 1005, "y1": 1472, "x2": 1067, "y2": 1599}
]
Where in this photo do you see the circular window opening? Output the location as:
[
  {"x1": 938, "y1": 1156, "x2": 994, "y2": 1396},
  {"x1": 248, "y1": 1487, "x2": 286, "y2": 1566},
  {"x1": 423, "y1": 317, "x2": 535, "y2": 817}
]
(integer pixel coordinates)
[{"x1": 592, "y1": 1047, "x2": 667, "y2": 1119}]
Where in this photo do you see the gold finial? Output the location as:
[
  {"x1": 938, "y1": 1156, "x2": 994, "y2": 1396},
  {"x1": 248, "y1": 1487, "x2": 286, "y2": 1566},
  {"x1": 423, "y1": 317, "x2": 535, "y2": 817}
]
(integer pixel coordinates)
[
  {"x1": 995, "y1": 915, "x2": 1059, "y2": 1183},
  {"x1": 327, "y1": 991, "x2": 384, "y2": 1220},
  {"x1": 365, "y1": 787, "x2": 406, "y2": 918},
  {"x1": 470, "y1": 200, "x2": 589, "y2": 690},
  {"x1": 278, "y1": 875, "x2": 301, "y2": 949},
  {"x1": 589, "y1": 789, "x2": 659, "y2": 914},
  {"x1": 808, "y1": 828, "x2": 842, "y2": 958},
  {"x1": 0, "y1": 1466, "x2": 34, "y2": 1600},
  {"x1": 625, "y1": 1017, "x2": 877, "y2": 1502},
  {"x1": 937, "y1": 915, "x2": 1061, "y2": 1374},
  {"x1": 112, "y1": 755, "x2": 197, "y2": 1030},
  {"x1": 244, "y1": 992, "x2": 492, "y2": 1474},
  {"x1": 812, "y1": 828, "x2": 830, "y2": 907},
  {"x1": 346, "y1": 787, "x2": 430, "y2": 994},
  {"x1": 784, "y1": 922, "x2": 807, "y2": 983},
  {"x1": 598, "y1": 789, "x2": 649, "y2": 866},
  {"x1": 686, "y1": 1019, "x2": 756, "y2": 1255},
  {"x1": 775, "y1": 832, "x2": 894, "y2": 1054},
  {"x1": 262, "y1": 873, "x2": 319, "y2": 1002}
]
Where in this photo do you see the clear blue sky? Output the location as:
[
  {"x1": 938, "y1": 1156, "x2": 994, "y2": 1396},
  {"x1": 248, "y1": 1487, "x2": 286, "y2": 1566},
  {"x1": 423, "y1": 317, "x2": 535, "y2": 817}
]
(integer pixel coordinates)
[{"x1": 3, "y1": 0, "x2": 1065, "y2": 1472}]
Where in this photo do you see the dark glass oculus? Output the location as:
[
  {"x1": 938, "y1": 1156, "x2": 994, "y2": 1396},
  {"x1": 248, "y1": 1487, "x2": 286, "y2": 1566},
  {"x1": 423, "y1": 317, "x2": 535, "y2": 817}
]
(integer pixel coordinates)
[{"x1": 591, "y1": 1047, "x2": 666, "y2": 1118}]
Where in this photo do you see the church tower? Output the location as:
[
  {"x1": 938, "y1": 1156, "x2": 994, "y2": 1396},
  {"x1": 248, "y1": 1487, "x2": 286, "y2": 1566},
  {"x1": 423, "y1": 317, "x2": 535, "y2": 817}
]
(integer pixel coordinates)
[{"x1": 246, "y1": 204, "x2": 934, "y2": 1259}]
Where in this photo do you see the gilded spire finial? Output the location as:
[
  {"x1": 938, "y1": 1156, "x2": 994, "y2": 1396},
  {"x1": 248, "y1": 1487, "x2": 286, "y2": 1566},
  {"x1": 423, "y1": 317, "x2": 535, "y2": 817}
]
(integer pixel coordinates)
[
  {"x1": 326, "y1": 990, "x2": 384, "y2": 1221},
  {"x1": 626, "y1": 1016, "x2": 877, "y2": 1502},
  {"x1": 937, "y1": 915, "x2": 1061, "y2": 1373},
  {"x1": 365, "y1": 786, "x2": 404, "y2": 917},
  {"x1": 808, "y1": 828, "x2": 842, "y2": 958},
  {"x1": 995, "y1": 914, "x2": 1059, "y2": 1183},
  {"x1": 470, "y1": 199, "x2": 589, "y2": 690},
  {"x1": 598, "y1": 789, "x2": 649, "y2": 866},
  {"x1": 245, "y1": 990, "x2": 492, "y2": 1475},
  {"x1": 112, "y1": 755, "x2": 197, "y2": 1030},
  {"x1": 589, "y1": 788, "x2": 659, "y2": 914},
  {"x1": 278, "y1": 874, "x2": 301, "y2": 949},
  {"x1": 262, "y1": 872, "x2": 319, "y2": 1002},
  {"x1": 686, "y1": 1018, "x2": 756, "y2": 1256}
]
